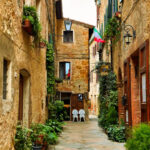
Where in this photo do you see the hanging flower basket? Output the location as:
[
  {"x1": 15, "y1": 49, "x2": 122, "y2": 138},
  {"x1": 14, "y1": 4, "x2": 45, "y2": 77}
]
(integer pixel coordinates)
[
  {"x1": 39, "y1": 41, "x2": 46, "y2": 48},
  {"x1": 22, "y1": 19, "x2": 34, "y2": 35},
  {"x1": 115, "y1": 11, "x2": 121, "y2": 19}
]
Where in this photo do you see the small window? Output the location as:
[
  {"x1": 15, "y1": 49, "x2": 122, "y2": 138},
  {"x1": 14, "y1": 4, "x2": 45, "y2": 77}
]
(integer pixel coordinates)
[
  {"x1": 63, "y1": 31, "x2": 73, "y2": 43},
  {"x1": 36, "y1": 0, "x2": 41, "y2": 20},
  {"x1": 59, "y1": 62, "x2": 71, "y2": 80},
  {"x1": 3, "y1": 59, "x2": 11, "y2": 100},
  {"x1": 90, "y1": 72, "x2": 93, "y2": 82}
]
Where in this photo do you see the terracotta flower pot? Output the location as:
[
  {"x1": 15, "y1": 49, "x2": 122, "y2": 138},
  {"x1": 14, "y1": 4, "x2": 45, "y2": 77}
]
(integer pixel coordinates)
[
  {"x1": 39, "y1": 42, "x2": 46, "y2": 48},
  {"x1": 22, "y1": 19, "x2": 33, "y2": 35}
]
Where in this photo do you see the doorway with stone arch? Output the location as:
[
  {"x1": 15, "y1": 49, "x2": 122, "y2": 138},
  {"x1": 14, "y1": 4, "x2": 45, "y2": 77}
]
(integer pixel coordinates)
[{"x1": 18, "y1": 69, "x2": 30, "y2": 127}]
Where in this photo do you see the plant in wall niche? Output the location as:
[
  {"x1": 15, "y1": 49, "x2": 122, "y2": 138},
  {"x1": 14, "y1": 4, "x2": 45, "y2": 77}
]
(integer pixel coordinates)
[
  {"x1": 22, "y1": 6, "x2": 41, "y2": 41},
  {"x1": 104, "y1": 17, "x2": 121, "y2": 44}
]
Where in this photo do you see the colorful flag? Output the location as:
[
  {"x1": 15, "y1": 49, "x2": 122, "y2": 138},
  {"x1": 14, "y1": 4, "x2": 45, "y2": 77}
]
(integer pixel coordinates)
[{"x1": 94, "y1": 28, "x2": 105, "y2": 43}]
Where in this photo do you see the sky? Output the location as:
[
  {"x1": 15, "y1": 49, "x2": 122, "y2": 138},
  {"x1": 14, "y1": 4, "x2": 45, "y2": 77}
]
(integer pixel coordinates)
[{"x1": 62, "y1": 0, "x2": 96, "y2": 26}]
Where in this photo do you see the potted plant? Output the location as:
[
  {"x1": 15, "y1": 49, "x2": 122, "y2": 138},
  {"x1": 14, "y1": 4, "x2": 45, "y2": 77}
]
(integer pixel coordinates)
[
  {"x1": 22, "y1": 6, "x2": 41, "y2": 39},
  {"x1": 14, "y1": 125, "x2": 32, "y2": 150},
  {"x1": 39, "y1": 38, "x2": 46, "y2": 48},
  {"x1": 30, "y1": 123, "x2": 57, "y2": 150},
  {"x1": 30, "y1": 124, "x2": 45, "y2": 150},
  {"x1": 55, "y1": 77, "x2": 63, "y2": 83}
]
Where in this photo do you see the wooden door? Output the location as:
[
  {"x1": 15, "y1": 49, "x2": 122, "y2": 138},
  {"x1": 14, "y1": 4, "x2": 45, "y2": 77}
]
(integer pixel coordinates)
[
  {"x1": 139, "y1": 40, "x2": 149, "y2": 122},
  {"x1": 124, "y1": 59, "x2": 132, "y2": 126},
  {"x1": 18, "y1": 74, "x2": 23, "y2": 122},
  {"x1": 71, "y1": 94, "x2": 84, "y2": 120}
]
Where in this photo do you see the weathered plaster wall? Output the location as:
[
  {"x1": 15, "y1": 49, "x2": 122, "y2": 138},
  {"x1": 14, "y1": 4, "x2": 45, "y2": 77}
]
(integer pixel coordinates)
[
  {"x1": 89, "y1": 40, "x2": 99, "y2": 116},
  {"x1": 0, "y1": 0, "x2": 49, "y2": 149}
]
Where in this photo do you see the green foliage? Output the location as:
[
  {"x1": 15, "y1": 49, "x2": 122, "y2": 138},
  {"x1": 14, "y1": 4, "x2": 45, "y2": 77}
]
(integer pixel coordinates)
[
  {"x1": 98, "y1": 70, "x2": 126, "y2": 142},
  {"x1": 46, "y1": 42, "x2": 55, "y2": 96},
  {"x1": 46, "y1": 119, "x2": 64, "y2": 135},
  {"x1": 30, "y1": 123, "x2": 57, "y2": 145},
  {"x1": 48, "y1": 100, "x2": 69, "y2": 122},
  {"x1": 14, "y1": 125, "x2": 32, "y2": 150},
  {"x1": 125, "y1": 124, "x2": 150, "y2": 150},
  {"x1": 104, "y1": 17, "x2": 121, "y2": 44},
  {"x1": 23, "y1": 6, "x2": 41, "y2": 40},
  {"x1": 107, "y1": 125, "x2": 126, "y2": 142}
]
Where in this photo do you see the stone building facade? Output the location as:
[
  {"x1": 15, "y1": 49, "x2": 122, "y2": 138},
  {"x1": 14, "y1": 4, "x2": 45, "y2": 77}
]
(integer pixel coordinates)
[
  {"x1": 89, "y1": 36, "x2": 99, "y2": 116},
  {"x1": 0, "y1": 0, "x2": 57, "y2": 149},
  {"x1": 97, "y1": 0, "x2": 150, "y2": 126},
  {"x1": 55, "y1": 19, "x2": 92, "y2": 120},
  {"x1": 116, "y1": 0, "x2": 150, "y2": 126}
]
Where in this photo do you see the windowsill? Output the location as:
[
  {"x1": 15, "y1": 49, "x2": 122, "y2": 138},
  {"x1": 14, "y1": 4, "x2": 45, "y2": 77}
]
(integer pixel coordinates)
[{"x1": 63, "y1": 42, "x2": 74, "y2": 44}]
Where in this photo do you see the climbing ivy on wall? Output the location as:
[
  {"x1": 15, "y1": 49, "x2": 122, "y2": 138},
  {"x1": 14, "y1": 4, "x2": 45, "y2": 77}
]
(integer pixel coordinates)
[
  {"x1": 96, "y1": 62, "x2": 126, "y2": 142},
  {"x1": 46, "y1": 39, "x2": 55, "y2": 98},
  {"x1": 104, "y1": 17, "x2": 121, "y2": 44}
]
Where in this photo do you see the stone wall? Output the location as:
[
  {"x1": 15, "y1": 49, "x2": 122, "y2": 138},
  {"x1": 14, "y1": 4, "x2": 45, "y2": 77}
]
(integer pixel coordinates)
[
  {"x1": 113, "y1": 0, "x2": 150, "y2": 126},
  {"x1": 55, "y1": 19, "x2": 89, "y2": 94},
  {"x1": 89, "y1": 40, "x2": 99, "y2": 116},
  {"x1": 55, "y1": 19, "x2": 90, "y2": 119},
  {"x1": 0, "y1": 0, "x2": 50, "y2": 149}
]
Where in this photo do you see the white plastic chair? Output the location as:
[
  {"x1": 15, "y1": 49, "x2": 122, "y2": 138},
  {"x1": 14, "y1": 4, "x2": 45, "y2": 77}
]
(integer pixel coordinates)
[
  {"x1": 72, "y1": 109, "x2": 78, "y2": 122},
  {"x1": 79, "y1": 109, "x2": 85, "y2": 122}
]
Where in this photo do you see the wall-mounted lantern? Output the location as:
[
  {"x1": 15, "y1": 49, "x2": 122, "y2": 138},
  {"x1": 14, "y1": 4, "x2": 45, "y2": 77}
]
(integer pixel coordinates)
[
  {"x1": 64, "y1": 19, "x2": 72, "y2": 31},
  {"x1": 123, "y1": 25, "x2": 136, "y2": 45}
]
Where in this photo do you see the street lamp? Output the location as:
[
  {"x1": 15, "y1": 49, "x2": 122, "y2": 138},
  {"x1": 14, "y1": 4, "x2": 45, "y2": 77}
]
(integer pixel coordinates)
[
  {"x1": 123, "y1": 25, "x2": 136, "y2": 45},
  {"x1": 64, "y1": 19, "x2": 72, "y2": 31}
]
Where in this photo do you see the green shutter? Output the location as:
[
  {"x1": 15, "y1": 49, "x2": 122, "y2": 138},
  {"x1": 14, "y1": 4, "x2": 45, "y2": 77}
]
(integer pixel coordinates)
[
  {"x1": 115, "y1": 0, "x2": 118, "y2": 12},
  {"x1": 108, "y1": 0, "x2": 112, "y2": 19}
]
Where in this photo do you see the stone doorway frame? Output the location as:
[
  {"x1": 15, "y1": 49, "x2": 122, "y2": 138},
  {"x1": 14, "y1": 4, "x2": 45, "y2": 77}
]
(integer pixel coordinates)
[{"x1": 18, "y1": 69, "x2": 31, "y2": 127}]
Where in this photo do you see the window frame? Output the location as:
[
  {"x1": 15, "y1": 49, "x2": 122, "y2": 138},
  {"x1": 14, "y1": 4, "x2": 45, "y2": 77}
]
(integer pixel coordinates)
[
  {"x1": 63, "y1": 30, "x2": 74, "y2": 43},
  {"x1": 59, "y1": 62, "x2": 71, "y2": 80},
  {"x1": 3, "y1": 58, "x2": 12, "y2": 101}
]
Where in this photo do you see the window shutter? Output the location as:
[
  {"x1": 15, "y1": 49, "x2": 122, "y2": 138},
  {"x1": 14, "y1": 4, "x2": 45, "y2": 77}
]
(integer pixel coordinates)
[
  {"x1": 108, "y1": 0, "x2": 112, "y2": 19},
  {"x1": 115, "y1": 0, "x2": 118, "y2": 12}
]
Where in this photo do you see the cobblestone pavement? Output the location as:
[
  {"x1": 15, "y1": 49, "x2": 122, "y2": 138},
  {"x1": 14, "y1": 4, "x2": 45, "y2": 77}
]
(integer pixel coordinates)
[{"x1": 48, "y1": 119, "x2": 125, "y2": 150}]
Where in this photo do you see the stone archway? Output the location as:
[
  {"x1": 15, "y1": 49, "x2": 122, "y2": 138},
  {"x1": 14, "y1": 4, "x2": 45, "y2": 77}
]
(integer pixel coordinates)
[{"x1": 18, "y1": 69, "x2": 30, "y2": 127}]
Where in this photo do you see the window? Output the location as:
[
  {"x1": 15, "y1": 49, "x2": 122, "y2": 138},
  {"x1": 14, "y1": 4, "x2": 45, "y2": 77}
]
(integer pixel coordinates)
[
  {"x1": 90, "y1": 72, "x2": 93, "y2": 82},
  {"x1": 63, "y1": 31, "x2": 73, "y2": 43},
  {"x1": 3, "y1": 59, "x2": 11, "y2": 100},
  {"x1": 59, "y1": 62, "x2": 70, "y2": 80},
  {"x1": 93, "y1": 45, "x2": 96, "y2": 57},
  {"x1": 36, "y1": 0, "x2": 41, "y2": 20}
]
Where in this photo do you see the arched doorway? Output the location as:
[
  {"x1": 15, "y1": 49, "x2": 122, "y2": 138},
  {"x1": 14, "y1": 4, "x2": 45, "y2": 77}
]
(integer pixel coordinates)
[{"x1": 18, "y1": 69, "x2": 30, "y2": 127}]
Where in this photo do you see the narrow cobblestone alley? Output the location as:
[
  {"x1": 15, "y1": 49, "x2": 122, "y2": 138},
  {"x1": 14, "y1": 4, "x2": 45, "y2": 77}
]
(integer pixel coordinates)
[{"x1": 49, "y1": 119, "x2": 125, "y2": 150}]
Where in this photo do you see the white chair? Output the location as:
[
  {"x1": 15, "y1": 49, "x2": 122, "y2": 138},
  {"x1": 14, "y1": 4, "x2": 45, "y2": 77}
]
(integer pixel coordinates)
[
  {"x1": 79, "y1": 109, "x2": 85, "y2": 122},
  {"x1": 72, "y1": 109, "x2": 78, "y2": 122}
]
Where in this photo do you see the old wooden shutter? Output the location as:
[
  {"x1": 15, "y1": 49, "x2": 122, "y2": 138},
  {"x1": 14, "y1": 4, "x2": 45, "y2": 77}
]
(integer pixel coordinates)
[
  {"x1": 139, "y1": 40, "x2": 149, "y2": 122},
  {"x1": 115, "y1": 0, "x2": 118, "y2": 12},
  {"x1": 108, "y1": 0, "x2": 112, "y2": 19},
  {"x1": 3, "y1": 59, "x2": 8, "y2": 99},
  {"x1": 124, "y1": 59, "x2": 132, "y2": 126}
]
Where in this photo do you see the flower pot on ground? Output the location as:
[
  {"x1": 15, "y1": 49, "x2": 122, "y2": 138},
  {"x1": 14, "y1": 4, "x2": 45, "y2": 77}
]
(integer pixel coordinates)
[{"x1": 32, "y1": 145, "x2": 42, "y2": 150}]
